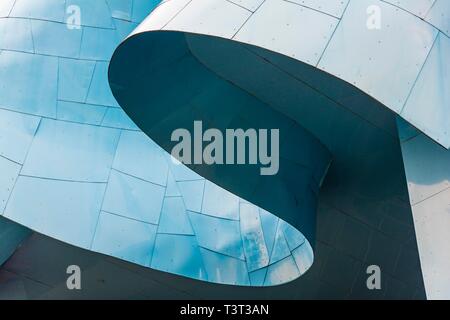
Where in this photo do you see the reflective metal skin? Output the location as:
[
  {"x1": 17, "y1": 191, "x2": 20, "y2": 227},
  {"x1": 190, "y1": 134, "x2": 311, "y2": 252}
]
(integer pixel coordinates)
[
  {"x1": 125, "y1": 0, "x2": 450, "y2": 148},
  {"x1": 398, "y1": 119, "x2": 450, "y2": 300},
  {"x1": 0, "y1": 0, "x2": 446, "y2": 298},
  {"x1": 109, "y1": 0, "x2": 449, "y2": 299},
  {"x1": 0, "y1": 0, "x2": 318, "y2": 287}
]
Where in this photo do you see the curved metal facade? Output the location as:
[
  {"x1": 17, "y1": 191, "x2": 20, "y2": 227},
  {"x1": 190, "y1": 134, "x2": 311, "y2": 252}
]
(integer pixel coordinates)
[
  {"x1": 0, "y1": 0, "x2": 318, "y2": 286},
  {"x1": 0, "y1": 0, "x2": 448, "y2": 299}
]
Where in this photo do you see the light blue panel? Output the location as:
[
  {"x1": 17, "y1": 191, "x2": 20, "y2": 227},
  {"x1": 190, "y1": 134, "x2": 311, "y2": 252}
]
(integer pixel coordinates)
[
  {"x1": 0, "y1": 157, "x2": 20, "y2": 213},
  {"x1": 292, "y1": 243, "x2": 314, "y2": 274},
  {"x1": 202, "y1": 181, "x2": 239, "y2": 220},
  {"x1": 177, "y1": 180, "x2": 204, "y2": 212},
  {"x1": 249, "y1": 268, "x2": 267, "y2": 286},
  {"x1": 66, "y1": 0, "x2": 114, "y2": 28},
  {"x1": 0, "y1": 109, "x2": 40, "y2": 164},
  {"x1": 112, "y1": 131, "x2": 168, "y2": 186},
  {"x1": 151, "y1": 234, "x2": 207, "y2": 281},
  {"x1": 165, "y1": 171, "x2": 181, "y2": 197},
  {"x1": 318, "y1": 0, "x2": 438, "y2": 113},
  {"x1": 0, "y1": 217, "x2": 31, "y2": 266},
  {"x1": 289, "y1": 0, "x2": 349, "y2": 17},
  {"x1": 200, "y1": 248, "x2": 250, "y2": 285},
  {"x1": 188, "y1": 211, "x2": 244, "y2": 260},
  {"x1": 114, "y1": 19, "x2": 139, "y2": 41},
  {"x1": 102, "y1": 170, "x2": 165, "y2": 224},
  {"x1": 86, "y1": 61, "x2": 119, "y2": 107},
  {"x1": 107, "y1": 0, "x2": 133, "y2": 20},
  {"x1": 4, "y1": 176, "x2": 105, "y2": 249},
  {"x1": 91, "y1": 211, "x2": 157, "y2": 266},
  {"x1": 259, "y1": 209, "x2": 278, "y2": 257},
  {"x1": 21, "y1": 119, "x2": 120, "y2": 182},
  {"x1": 239, "y1": 202, "x2": 269, "y2": 272},
  {"x1": 10, "y1": 0, "x2": 65, "y2": 22},
  {"x1": 102, "y1": 108, "x2": 139, "y2": 130},
  {"x1": 0, "y1": 51, "x2": 58, "y2": 118},
  {"x1": 132, "y1": 0, "x2": 161, "y2": 23},
  {"x1": 264, "y1": 256, "x2": 300, "y2": 286},
  {"x1": 401, "y1": 33, "x2": 450, "y2": 148},
  {"x1": 0, "y1": 18, "x2": 34, "y2": 53},
  {"x1": 80, "y1": 27, "x2": 119, "y2": 61},
  {"x1": 57, "y1": 100, "x2": 106, "y2": 125},
  {"x1": 426, "y1": 0, "x2": 450, "y2": 36},
  {"x1": 269, "y1": 221, "x2": 291, "y2": 264},
  {"x1": 280, "y1": 220, "x2": 306, "y2": 251},
  {"x1": 58, "y1": 58, "x2": 95, "y2": 103},
  {"x1": 384, "y1": 0, "x2": 435, "y2": 18},
  {"x1": 158, "y1": 197, "x2": 194, "y2": 235},
  {"x1": 31, "y1": 20, "x2": 82, "y2": 58},
  {"x1": 164, "y1": 153, "x2": 203, "y2": 181},
  {"x1": 0, "y1": 0, "x2": 15, "y2": 17}
]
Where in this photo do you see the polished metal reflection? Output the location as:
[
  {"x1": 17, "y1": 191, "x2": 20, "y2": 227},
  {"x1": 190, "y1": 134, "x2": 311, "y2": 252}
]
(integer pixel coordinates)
[{"x1": 0, "y1": 0, "x2": 314, "y2": 286}]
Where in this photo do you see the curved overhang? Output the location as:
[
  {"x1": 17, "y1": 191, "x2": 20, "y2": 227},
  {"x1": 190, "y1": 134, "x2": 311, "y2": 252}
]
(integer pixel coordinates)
[
  {"x1": 0, "y1": 0, "x2": 327, "y2": 287},
  {"x1": 120, "y1": 0, "x2": 449, "y2": 149}
]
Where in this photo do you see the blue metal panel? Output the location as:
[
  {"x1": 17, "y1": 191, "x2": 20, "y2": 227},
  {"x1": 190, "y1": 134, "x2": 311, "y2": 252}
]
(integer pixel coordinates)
[
  {"x1": 0, "y1": 157, "x2": 21, "y2": 214},
  {"x1": 58, "y1": 58, "x2": 96, "y2": 103},
  {"x1": 57, "y1": 100, "x2": 106, "y2": 126},
  {"x1": 0, "y1": 51, "x2": 58, "y2": 117},
  {"x1": 177, "y1": 180, "x2": 205, "y2": 212},
  {"x1": 265, "y1": 256, "x2": 300, "y2": 286},
  {"x1": 0, "y1": 18, "x2": 34, "y2": 53},
  {"x1": 91, "y1": 211, "x2": 157, "y2": 266},
  {"x1": 158, "y1": 197, "x2": 194, "y2": 235},
  {"x1": 0, "y1": 0, "x2": 319, "y2": 287},
  {"x1": 401, "y1": 33, "x2": 450, "y2": 147},
  {"x1": 200, "y1": 247, "x2": 250, "y2": 285},
  {"x1": 4, "y1": 176, "x2": 106, "y2": 249},
  {"x1": 202, "y1": 181, "x2": 240, "y2": 220},
  {"x1": 426, "y1": 0, "x2": 450, "y2": 36},
  {"x1": 31, "y1": 20, "x2": 82, "y2": 58},
  {"x1": 151, "y1": 234, "x2": 207, "y2": 281},
  {"x1": 112, "y1": 131, "x2": 168, "y2": 186},
  {"x1": 21, "y1": 119, "x2": 120, "y2": 182},
  {"x1": 66, "y1": 0, "x2": 114, "y2": 28},
  {"x1": 102, "y1": 170, "x2": 165, "y2": 224},
  {"x1": 188, "y1": 211, "x2": 244, "y2": 260},
  {"x1": 10, "y1": 0, "x2": 66, "y2": 22},
  {"x1": 0, "y1": 109, "x2": 40, "y2": 164}
]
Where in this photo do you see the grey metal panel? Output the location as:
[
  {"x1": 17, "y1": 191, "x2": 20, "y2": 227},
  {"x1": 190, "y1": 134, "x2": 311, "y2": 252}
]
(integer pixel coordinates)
[
  {"x1": 425, "y1": 0, "x2": 450, "y2": 37},
  {"x1": 318, "y1": 0, "x2": 438, "y2": 113},
  {"x1": 234, "y1": 0, "x2": 338, "y2": 65},
  {"x1": 0, "y1": 0, "x2": 15, "y2": 18},
  {"x1": 401, "y1": 32, "x2": 450, "y2": 147},
  {"x1": 288, "y1": 0, "x2": 349, "y2": 18},
  {"x1": 383, "y1": 0, "x2": 435, "y2": 18}
]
